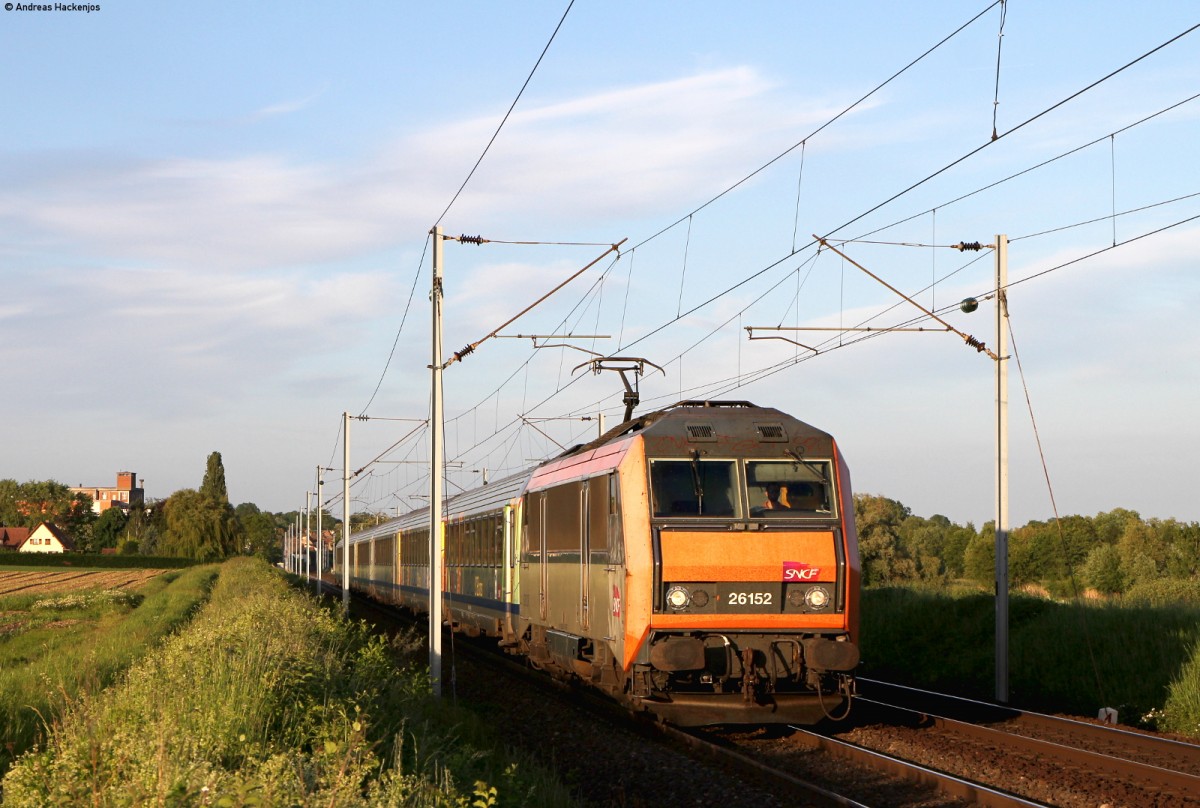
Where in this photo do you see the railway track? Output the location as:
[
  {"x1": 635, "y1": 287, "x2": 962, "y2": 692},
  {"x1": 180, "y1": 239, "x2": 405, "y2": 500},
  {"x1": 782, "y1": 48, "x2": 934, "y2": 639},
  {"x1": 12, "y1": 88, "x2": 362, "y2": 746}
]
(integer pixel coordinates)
[
  {"x1": 314, "y1": 581, "x2": 1200, "y2": 806},
  {"x1": 849, "y1": 678, "x2": 1200, "y2": 805},
  {"x1": 710, "y1": 677, "x2": 1200, "y2": 807}
]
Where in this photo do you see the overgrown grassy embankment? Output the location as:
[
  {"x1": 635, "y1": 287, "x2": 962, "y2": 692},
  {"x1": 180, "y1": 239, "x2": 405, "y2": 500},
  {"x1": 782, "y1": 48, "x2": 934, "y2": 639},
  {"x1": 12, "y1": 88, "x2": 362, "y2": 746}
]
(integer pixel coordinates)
[
  {"x1": 2, "y1": 557, "x2": 575, "y2": 807},
  {"x1": 0, "y1": 565, "x2": 219, "y2": 774},
  {"x1": 860, "y1": 585, "x2": 1200, "y2": 734}
]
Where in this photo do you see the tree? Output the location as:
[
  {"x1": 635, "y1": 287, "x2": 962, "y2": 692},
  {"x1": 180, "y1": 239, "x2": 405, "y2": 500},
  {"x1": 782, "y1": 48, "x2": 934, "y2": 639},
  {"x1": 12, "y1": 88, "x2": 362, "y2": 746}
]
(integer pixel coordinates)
[
  {"x1": 1092, "y1": 508, "x2": 1141, "y2": 544},
  {"x1": 854, "y1": 494, "x2": 917, "y2": 585},
  {"x1": 158, "y1": 452, "x2": 243, "y2": 560},
  {"x1": 1082, "y1": 543, "x2": 1125, "y2": 595},
  {"x1": 200, "y1": 452, "x2": 229, "y2": 503},
  {"x1": 92, "y1": 507, "x2": 128, "y2": 552},
  {"x1": 964, "y1": 524, "x2": 996, "y2": 586},
  {"x1": 0, "y1": 479, "x2": 96, "y2": 536},
  {"x1": 236, "y1": 502, "x2": 280, "y2": 562},
  {"x1": 1116, "y1": 519, "x2": 1165, "y2": 587},
  {"x1": 125, "y1": 499, "x2": 165, "y2": 555}
]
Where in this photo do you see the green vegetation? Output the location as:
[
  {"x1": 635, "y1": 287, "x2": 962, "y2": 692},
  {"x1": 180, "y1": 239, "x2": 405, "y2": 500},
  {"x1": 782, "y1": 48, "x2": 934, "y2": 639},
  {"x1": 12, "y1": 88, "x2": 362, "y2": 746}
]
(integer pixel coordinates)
[
  {"x1": 860, "y1": 586, "x2": 1200, "y2": 735},
  {"x1": 2, "y1": 558, "x2": 575, "y2": 807},
  {"x1": 854, "y1": 494, "x2": 1200, "y2": 598},
  {"x1": 0, "y1": 480, "x2": 96, "y2": 548},
  {"x1": 0, "y1": 565, "x2": 218, "y2": 775},
  {"x1": 855, "y1": 494, "x2": 1200, "y2": 736}
]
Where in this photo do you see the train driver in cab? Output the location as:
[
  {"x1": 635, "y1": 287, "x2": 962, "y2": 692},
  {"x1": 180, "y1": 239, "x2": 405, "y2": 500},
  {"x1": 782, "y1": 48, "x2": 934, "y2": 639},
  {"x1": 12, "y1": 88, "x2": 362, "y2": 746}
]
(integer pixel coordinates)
[{"x1": 763, "y1": 482, "x2": 790, "y2": 511}]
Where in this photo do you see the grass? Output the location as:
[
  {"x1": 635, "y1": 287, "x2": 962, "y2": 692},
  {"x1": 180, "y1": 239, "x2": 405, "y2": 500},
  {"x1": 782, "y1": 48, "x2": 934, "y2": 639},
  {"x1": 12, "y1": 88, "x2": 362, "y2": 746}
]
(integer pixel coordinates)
[
  {"x1": 0, "y1": 565, "x2": 218, "y2": 775},
  {"x1": 2, "y1": 557, "x2": 577, "y2": 807},
  {"x1": 860, "y1": 584, "x2": 1200, "y2": 733}
]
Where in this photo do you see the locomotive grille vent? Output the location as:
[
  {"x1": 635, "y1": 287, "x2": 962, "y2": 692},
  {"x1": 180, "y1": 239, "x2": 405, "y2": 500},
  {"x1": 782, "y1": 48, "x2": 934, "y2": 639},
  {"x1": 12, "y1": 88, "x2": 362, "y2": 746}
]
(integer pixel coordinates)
[
  {"x1": 755, "y1": 423, "x2": 788, "y2": 442},
  {"x1": 685, "y1": 423, "x2": 717, "y2": 442}
]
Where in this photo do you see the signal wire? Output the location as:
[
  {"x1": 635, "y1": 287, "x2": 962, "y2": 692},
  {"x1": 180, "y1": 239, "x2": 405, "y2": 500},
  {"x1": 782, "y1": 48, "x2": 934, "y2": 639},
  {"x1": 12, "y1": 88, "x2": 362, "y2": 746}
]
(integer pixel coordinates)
[
  {"x1": 360, "y1": 234, "x2": 429, "y2": 415},
  {"x1": 990, "y1": 0, "x2": 1007, "y2": 140},
  {"x1": 432, "y1": 0, "x2": 575, "y2": 228},
  {"x1": 627, "y1": 1, "x2": 1001, "y2": 253},
  {"x1": 817, "y1": 21, "x2": 1200, "y2": 247},
  {"x1": 613, "y1": 29, "x2": 1200, "y2": 363},
  {"x1": 849, "y1": 90, "x2": 1200, "y2": 245}
]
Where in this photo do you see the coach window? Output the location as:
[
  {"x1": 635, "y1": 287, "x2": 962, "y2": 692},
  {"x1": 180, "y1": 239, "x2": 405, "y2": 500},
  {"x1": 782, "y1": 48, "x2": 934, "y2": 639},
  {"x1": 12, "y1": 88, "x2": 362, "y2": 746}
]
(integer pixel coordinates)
[{"x1": 649, "y1": 459, "x2": 737, "y2": 518}]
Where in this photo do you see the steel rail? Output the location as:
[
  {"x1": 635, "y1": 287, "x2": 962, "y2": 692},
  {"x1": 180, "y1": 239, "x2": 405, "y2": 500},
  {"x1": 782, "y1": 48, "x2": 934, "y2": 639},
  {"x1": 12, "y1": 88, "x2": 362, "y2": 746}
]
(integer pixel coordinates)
[
  {"x1": 857, "y1": 678, "x2": 1200, "y2": 801},
  {"x1": 859, "y1": 678, "x2": 1200, "y2": 771},
  {"x1": 784, "y1": 726, "x2": 1045, "y2": 808}
]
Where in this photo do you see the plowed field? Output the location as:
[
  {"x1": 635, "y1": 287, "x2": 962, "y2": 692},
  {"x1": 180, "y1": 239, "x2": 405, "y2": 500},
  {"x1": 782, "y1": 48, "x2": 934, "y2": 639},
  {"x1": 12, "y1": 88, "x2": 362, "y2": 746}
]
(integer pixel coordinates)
[{"x1": 0, "y1": 569, "x2": 166, "y2": 596}]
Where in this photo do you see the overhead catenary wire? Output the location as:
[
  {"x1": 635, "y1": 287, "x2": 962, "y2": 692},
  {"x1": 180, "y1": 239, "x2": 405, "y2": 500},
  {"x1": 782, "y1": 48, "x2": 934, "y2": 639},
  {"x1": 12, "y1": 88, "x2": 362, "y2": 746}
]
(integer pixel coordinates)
[
  {"x1": 405, "y1": 13, "x2": 1200, "y2": 499},
  {"x1": 439, "y1": 237, "x2": 626, "y2": 369},
  {"x1": 608, "y1": 24, "x2": 1200, "y2": 367},
  {"x1": 432, "y1": 0, "x2": 575, "y2": 228},
  {"x1": 626, "y1": 0, "x2": 1002, "y2": 254}
]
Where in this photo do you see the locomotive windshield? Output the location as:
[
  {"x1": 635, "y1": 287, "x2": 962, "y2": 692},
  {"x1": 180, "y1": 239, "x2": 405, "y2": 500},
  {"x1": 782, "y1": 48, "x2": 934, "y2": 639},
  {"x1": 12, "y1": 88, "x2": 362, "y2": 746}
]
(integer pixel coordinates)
[
  {"x1": 650, "y1": 459, "x2": 738, "y2": 517},
  {"x1": 649, "y1": 457, "x2": 837, "y2": 519},
  {"x1": 746, "y1": 459, "x2": 835, "y2": 517}
]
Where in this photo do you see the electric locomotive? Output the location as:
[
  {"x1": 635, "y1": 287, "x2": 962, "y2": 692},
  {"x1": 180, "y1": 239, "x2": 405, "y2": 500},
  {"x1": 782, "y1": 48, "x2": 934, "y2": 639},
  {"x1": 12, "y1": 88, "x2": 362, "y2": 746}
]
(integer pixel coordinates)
[{"x1": 337, "y1": 400, "x2": 860, "y2": 726}]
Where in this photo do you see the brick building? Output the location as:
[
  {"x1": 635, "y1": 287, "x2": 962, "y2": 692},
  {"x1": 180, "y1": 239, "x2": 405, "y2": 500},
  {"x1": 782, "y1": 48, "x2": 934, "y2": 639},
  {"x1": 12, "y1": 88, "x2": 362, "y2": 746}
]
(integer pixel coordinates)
[{"x1": 70, "y1": 471, "x2": 144, "y2": 515}]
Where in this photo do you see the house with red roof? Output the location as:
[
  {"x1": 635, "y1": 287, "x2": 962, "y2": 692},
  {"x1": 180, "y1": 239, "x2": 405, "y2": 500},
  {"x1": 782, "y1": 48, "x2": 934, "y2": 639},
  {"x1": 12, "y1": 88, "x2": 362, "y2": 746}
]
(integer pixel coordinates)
[
  {"x1": 16, "y1": 523, "x2": 75, "y2": 553},
  {"x1": 0, "y1": 526, "x2": 31, "y2": 551}
]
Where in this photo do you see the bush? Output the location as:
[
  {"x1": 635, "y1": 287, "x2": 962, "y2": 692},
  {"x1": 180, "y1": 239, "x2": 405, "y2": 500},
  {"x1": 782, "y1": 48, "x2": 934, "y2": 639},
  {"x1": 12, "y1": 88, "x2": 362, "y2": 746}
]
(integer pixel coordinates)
[
  {"x1": 1124, "y1": 578, "x2": 1200, "y2": 608},
  {"x1": 2, "y1": 558, "x2": 575, "y2": 806},
  {"x1": 1161, "y1": 643, "x2": 1200, "y2": 736}
]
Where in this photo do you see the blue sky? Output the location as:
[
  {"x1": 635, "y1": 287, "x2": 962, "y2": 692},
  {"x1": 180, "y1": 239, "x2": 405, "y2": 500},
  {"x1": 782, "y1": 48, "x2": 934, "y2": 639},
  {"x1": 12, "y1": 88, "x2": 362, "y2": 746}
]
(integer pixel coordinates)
[{"x1": 3, "y1": 2, "x2": 1198, "y2": 527}]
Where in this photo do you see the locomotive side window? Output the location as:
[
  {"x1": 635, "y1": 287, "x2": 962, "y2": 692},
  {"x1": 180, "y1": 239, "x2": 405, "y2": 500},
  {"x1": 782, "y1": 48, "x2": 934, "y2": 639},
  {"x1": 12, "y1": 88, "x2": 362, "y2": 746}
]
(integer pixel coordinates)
[
  {"x1": 650, "y1": 459, "x2": 737, "y2": 517},
  {"x1": 545, "y1": 482, "x2": 582, "y2": 557},
  {"x1": 746, "y1": 459, "x2": 836, "y2": 517},
  {"x1": 588, "y1": 475, "x2": 609, "y2": 565}
]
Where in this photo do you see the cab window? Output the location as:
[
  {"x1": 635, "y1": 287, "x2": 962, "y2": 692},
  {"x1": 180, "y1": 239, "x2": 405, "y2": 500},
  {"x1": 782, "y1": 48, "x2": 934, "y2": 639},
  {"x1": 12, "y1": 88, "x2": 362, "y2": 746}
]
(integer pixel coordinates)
[
  {"x1": 650, "y1": 459, "x2": 737, "y2": 517},
  {"x1": 746, "y1": 459, "x2": 835, "y2": 517}
]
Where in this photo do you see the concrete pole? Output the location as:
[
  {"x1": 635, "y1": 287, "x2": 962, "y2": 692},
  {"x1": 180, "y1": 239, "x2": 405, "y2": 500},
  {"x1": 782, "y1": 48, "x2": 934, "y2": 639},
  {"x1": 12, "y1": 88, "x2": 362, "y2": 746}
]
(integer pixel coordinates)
[
  {"x1": 430, "y1": 226, "x2": 445, "y2": 698},
  {"x1": 995, "y1": 234, "x2": 1010, "y2": 704},
  {"x1": 316, "y1": 466, "x2": 323, "y2": 596},
  {"x1": 304, "y1": 492, "x2": 311, "y2": 582},
  {"x1": 343, "y1": 411, "x2": 351, "y2": 614}
]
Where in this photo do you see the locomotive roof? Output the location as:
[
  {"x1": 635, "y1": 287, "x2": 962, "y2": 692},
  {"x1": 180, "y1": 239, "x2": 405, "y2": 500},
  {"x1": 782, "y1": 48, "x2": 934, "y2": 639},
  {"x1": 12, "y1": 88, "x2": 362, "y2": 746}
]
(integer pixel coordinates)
[{"x1": 561, "y1": 400, "x2": 836, "y2": 459}]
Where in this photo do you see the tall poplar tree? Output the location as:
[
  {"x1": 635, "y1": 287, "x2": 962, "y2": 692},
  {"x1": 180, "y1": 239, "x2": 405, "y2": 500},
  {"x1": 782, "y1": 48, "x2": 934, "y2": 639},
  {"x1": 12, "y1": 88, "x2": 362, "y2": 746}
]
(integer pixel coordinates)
[{"x1": 160, "y1": 452, "x2": 243, "y2": 560}]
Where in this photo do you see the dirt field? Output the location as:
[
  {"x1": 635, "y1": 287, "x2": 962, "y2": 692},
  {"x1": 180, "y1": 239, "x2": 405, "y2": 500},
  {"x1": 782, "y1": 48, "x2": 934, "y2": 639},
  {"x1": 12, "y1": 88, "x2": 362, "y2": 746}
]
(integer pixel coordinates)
[{"x1": 0, "y1": 569, "x2": 167, "y2": 597}]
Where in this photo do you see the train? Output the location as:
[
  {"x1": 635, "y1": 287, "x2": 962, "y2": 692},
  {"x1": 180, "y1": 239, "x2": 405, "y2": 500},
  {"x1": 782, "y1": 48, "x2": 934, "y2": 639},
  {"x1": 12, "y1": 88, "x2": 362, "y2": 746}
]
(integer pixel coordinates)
[{"x1": 334, "y1": 400, "x2": 860, "y2": 726}]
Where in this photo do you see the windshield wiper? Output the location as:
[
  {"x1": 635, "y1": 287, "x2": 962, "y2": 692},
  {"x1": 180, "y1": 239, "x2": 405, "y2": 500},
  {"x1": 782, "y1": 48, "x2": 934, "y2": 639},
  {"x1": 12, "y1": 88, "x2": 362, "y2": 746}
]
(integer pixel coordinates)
[
  {"x1": 786, "y1": 448, "x2": 829, "y2": 484},
  {"x1": 688, "y1": 451, "x2": 704, "y2": 514}
]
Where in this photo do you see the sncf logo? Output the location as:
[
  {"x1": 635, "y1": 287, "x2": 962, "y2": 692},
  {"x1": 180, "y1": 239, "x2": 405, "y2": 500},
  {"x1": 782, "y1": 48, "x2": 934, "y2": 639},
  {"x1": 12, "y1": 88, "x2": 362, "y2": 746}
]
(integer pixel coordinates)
[{"x1": 783, "y1": 562, "x2": 821, "y2": 581}]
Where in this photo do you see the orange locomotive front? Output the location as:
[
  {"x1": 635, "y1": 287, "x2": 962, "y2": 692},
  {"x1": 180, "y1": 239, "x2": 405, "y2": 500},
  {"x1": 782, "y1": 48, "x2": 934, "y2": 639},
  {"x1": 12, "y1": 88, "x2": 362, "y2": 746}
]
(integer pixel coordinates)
[{"x1": 514, "y1": 400, "x2": 860, "y2": 726}]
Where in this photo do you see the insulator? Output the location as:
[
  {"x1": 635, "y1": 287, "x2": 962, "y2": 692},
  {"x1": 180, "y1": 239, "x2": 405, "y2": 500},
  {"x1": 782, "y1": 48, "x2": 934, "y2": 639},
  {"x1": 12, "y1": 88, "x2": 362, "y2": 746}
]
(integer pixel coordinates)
[
  {"x1": 953, "y1": 241, "x2": 983, "y2": 252},
  {"x1": 458, "y1": 234, "x2": 485, "y2": 245},
  {"x1": 454, "y1": 344, "x2": 476, "y2": 361},
  {"x1": 964, "y1": 335, "x2": 987, "y2": 352}
]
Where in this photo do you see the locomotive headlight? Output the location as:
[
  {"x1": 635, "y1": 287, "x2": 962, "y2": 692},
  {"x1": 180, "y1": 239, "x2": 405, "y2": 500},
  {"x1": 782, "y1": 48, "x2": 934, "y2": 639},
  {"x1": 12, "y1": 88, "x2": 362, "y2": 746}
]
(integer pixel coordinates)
[
  {"x1": 804, "y1": 586, "x2": 831, "y2": 609},
  {"x1": 690, "y1": 589, "x2": 710, "y2": 608},
  {"x1": 666, "y1": 586, "x2": 691, "y2": 610}
]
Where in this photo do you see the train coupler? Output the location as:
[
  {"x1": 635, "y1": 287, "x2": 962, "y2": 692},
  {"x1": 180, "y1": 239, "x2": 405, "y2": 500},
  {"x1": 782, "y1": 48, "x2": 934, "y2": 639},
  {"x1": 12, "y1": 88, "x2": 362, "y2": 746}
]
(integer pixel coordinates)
[{"x1": 740, "y1": 647, "x2": 758, "y2": 703}]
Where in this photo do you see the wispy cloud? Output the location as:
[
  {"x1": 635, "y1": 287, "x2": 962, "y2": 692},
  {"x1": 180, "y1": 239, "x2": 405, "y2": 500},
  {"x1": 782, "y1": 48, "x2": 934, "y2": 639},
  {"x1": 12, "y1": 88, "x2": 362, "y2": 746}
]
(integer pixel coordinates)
[{"x1": 244, "y1": 83, "x2": 331, "y2": 122}]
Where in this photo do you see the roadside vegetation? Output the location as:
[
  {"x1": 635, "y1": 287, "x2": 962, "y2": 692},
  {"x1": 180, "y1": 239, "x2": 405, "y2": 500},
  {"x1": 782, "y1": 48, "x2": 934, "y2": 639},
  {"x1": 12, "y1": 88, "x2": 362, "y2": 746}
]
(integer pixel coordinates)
[
  {"x1": 1, "y1": 557, "x2": 574, "y2": 807},
  {"x1": 0, "y1": 565, "x2": 218, "y2": 775},
  {"x1": 853, "y1": 493, "x2": 1200, "y2": 736}
]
